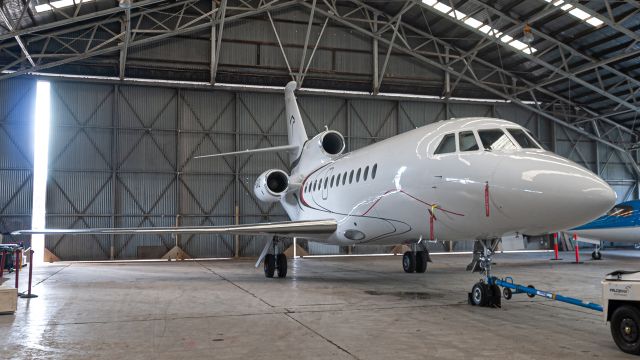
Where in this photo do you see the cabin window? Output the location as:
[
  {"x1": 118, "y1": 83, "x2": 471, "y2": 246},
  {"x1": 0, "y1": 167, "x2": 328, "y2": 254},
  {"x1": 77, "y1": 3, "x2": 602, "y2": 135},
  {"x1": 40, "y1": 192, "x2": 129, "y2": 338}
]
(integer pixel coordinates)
[
  {"x1": 336, "y1": 174, "x2": 341, "y2": 186},
  {"x1": 372, "y1": 164, "x2": 377, "y2": 179},
  {"x1": 364, "y1": 166, "x2": 369, "y2": 181},
  {"x1": 477, "y1": 129, "x2": 517, "y2": 151},
  {"x1": 507, "y1": 128, "x2": 541, "y2": 149},
  {"x1": 331, "y1": 175, "x2": 335, "y2": 188},
  {"x1": 313, "y1": 180, "x2": 317, "y2": 191},
  {"x1": 349, "y1": 170, "x2": 354, "y2": 184},
  {"x1": 434, "y1": 133, "x2": 456, "y2": 154},
  {"x1": 459, "y1": 131, "x2": 479, "y2": 151},
  {"x1": 324, "y1": 177, "x2": 328, "y2": 189},
  {"x1": 343, "y1": 172, "x2": 347, "y2": 185},
  {"x1": 356, "y1": 168, "x2": 361, "y2": 182},
  {"x1": 607, "y1": 205, "x2": 633, "y2": 217}
]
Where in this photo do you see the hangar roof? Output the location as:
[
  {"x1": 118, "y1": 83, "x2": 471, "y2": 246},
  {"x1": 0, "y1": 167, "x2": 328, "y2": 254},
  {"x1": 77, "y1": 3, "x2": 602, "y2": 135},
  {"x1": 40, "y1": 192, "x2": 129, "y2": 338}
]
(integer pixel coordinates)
[{"x1": 0, "y1": 0, "x2": 638, "y2": 146}]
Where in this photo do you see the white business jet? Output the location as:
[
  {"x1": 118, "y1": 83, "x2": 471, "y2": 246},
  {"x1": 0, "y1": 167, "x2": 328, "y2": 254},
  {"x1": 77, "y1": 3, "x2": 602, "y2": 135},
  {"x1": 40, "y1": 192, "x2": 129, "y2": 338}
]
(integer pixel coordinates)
[{"x1": 15, "y1": 81, "x2": 615, "y2": 299}]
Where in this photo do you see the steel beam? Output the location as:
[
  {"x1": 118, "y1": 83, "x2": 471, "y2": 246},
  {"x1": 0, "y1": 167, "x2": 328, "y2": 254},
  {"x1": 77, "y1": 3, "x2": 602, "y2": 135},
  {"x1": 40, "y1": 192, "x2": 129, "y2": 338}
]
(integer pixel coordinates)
[
  {"x1": 564, "y1": 0, "x2": 640, "y2": 44},
  {"x1": 210, "y1": 0, "x2": 227, "y2": 84},
  {"x1": 458, "y1": 1, "x2": 640, "y2": 102},
  {"x1": 119, "y1": 8, "x2": 131, "y2": 80},
  {"x1": 267, "y1": 9, "x2": 294, "y2": 79},
  {"x1": 417, "y1": 0, "x2": 640, "y2": 118},
  {"x1": 297, "y1": 0, "x2": 316, "y2": 84},
  {"x1": 0, "y1": 4, "x2": 35, "y2": 66},
  {"x1": 0, "y1": 0, "x2": 170, "y2": 41},
  {"x1": 0, "y1": 1, "x2": 298, "y2": 80}
]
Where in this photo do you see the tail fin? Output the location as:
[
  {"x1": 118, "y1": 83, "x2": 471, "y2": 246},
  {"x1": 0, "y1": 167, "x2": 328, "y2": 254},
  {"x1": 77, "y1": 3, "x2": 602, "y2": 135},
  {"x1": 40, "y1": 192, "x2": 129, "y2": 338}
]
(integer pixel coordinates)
[{"x1": 285, "y1": 81, "x2": 307, "y2": 165}]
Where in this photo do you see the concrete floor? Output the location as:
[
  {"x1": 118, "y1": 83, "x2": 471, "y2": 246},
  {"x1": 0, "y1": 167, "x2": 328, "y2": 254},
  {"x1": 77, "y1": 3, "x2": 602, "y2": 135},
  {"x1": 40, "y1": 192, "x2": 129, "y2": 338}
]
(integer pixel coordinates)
[{"x1": 0, "y1": 250, "x2": 638, "y2": 359}]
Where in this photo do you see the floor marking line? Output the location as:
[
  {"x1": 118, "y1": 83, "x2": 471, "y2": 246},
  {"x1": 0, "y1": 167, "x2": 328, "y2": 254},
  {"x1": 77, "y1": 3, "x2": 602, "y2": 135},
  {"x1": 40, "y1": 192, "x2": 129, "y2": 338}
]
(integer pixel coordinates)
[
  {"x1": 193, "y1": 259, "x2": 276, "y2": 308},
  {"x1": 285, "y1": 312, "x2": 361, "y2": 360}
]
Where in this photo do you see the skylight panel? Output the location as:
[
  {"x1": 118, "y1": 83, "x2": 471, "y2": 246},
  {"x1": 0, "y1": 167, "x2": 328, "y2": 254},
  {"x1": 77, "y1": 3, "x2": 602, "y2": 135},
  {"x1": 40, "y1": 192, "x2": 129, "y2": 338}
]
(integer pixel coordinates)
[
  {"x1": 586, "y1": 17, "x2": 604, "y2": 27},
  {"x1": 569, "y1": 8, "x2": 591, "y2": 20},
  {"x1": 449, "y1": 10, "x2": 466, "y2": 20},
  {"x1": 35, "y1": 0, "x2": 96, "y2": 13},
  {"x1": 464, "y1": 17, "x2": 483, "y2": 29},
  {"x1": 433, "y1": 2, "x2": 452, "y2": 14},
  {"x1": 478, "y1": 25, "x2": 492, "y2": 34},
  {"x1": 500, "y1": 34, "x2": 513, "y2": 43},
  {"x1": 510, "y1": 40, "x2": 529, "y2": 51},
  {"x1": 545, "y1": 0, "x2": 604, "y2": 27},
  {"x1": 420, "y1": 1, "x2": 537, "y2": 54}
]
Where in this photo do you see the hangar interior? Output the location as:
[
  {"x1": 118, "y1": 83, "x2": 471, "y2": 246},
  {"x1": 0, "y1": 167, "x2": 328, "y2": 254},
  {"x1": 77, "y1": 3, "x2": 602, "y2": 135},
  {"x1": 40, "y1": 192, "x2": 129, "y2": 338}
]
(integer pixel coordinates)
[
  {"x1": 1, "y1": 0, "x2": 639, "y2": 260},
  {"x1": 2, "y1": 0, "x2": 640, "y2": 359}
]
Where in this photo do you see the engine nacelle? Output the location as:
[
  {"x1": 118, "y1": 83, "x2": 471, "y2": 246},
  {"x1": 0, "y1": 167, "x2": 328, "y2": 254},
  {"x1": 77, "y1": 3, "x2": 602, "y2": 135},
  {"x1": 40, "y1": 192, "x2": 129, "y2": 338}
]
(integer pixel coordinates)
[
  {"x1": 318, "y1": 130, "x2": 346, "y2": 156},
  {"x1": 291, "y1": 130, "x2": 346, "y2": 175},
  {"x1": 254, "y1": 169, "x2": 290, "y2": 203}
]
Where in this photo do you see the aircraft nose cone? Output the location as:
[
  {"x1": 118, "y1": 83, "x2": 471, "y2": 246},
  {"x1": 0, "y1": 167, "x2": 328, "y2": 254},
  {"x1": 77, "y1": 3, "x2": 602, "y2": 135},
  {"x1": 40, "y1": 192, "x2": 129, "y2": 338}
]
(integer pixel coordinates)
[
  {"x1": 556, "y1": 169, "x2": 617, "y2": 225},
  {"x1": 493, "y1": 152, "x2": 616, "y2": 234}
]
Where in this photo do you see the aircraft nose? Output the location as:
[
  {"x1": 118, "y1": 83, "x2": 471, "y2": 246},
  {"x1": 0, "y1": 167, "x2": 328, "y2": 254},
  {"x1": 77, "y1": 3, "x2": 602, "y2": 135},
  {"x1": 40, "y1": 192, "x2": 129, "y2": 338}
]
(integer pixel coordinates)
[{"x1": 493, "y1": 152, "x2": 616, "y2": 233}]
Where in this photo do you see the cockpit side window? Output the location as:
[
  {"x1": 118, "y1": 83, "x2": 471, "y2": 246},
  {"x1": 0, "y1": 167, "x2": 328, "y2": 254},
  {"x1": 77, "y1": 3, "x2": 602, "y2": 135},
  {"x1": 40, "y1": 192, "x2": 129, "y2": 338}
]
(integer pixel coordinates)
[
  {"x1": 458, "y1": 131, "x2": 479, "y2": 152},
  {"x1": 607, "y1": 205, "x2": 633, "y2": 217},
  {"x1": 434, "y1": 133, "x2": 456, "y2": 155},
  {"x1": 506, "y1": 128, "x2": 541, "y2": 149},
  {"x1": 477, "y1": 129, "x2": 517, "y2": 151}
]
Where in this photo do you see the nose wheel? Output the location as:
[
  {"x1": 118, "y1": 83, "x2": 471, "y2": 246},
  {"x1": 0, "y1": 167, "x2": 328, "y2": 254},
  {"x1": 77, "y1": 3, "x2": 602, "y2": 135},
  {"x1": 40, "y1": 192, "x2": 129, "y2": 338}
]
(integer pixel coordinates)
[{"x1": 468, "y1": 239, "x2": 501, "y2": 307}]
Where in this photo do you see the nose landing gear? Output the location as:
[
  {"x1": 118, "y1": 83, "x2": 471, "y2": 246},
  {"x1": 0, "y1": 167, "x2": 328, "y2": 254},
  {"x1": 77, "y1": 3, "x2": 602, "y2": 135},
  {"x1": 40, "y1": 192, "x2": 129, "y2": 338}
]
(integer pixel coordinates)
[
  {"x1": 468, "y1": 239, "x2": 502, "y2": 308},
  {"x1": 592, "y1": 245, "x2": 602, "y2": 260}
]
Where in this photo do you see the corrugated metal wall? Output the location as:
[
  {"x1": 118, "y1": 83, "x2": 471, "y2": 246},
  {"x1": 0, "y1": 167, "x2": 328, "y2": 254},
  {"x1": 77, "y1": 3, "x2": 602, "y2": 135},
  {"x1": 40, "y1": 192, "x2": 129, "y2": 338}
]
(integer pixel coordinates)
[
  {"x1": 0, "y1": 78, "x2": 35, "y2": 246},
  {"x1": 43, "y1": 80, "x2": 638, "y2": 259}
]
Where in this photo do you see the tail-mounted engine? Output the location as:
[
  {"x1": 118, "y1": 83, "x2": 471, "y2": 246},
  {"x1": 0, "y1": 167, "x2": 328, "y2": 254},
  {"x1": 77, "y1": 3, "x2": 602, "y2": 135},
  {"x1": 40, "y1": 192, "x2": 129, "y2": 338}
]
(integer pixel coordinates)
[
  {"x1": 319, "y1": 130, "x2": 345, "y2": 156},
  {"x1": 292, "y1": 130, "x2": 345, "y2": 174},
  {"x1": 254, "y1": 169, "x2": 290, "y2": 203}
]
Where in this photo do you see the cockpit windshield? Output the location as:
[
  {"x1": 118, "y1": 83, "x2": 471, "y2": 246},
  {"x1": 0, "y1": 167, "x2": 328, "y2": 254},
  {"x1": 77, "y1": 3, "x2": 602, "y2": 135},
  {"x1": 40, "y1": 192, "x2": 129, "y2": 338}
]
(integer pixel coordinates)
[
  {"x1": 607, "y1": 205, "x2": 633, "y2": 217},
  {"x1": 477, "y1": 129, "x2": 517, "y2": 151},
  {"x1": 506, "y1": 128, "x2": 542, "y2": 149}
]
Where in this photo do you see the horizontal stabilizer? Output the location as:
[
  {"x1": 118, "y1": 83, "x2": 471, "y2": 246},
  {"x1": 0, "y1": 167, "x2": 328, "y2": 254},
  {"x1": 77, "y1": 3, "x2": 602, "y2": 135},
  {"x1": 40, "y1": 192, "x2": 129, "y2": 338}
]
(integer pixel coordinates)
[
  {"x1": 195, "y1": 145, "x2": 299, "y2": 159},
  {"x1": 12, "y1": 219, "x2": 337, "y2": 238}
]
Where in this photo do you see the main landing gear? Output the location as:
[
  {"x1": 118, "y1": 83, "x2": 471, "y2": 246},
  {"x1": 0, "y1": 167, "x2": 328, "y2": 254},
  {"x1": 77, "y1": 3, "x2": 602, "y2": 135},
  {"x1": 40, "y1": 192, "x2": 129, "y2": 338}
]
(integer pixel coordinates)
[
  {"x1": 468, "y1": 239, "x2": 502, "y2": 308},
  {"x1": 258, "y1": 237, "x2": 288, "y2": 278},
  {"x1": 402, "y1": 242, "x2": 431, "y2": 273}
]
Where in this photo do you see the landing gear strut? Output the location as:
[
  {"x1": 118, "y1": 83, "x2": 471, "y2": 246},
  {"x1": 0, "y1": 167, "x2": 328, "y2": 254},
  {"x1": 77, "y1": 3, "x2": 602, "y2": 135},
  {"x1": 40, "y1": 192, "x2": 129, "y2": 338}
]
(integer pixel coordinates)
[
  {"x1": 259, "y1": 237, "x2": 288, "y2": 279},
  {"x1": 402, "y1": 241, "x2": 431, "y2": 273},
  {"x1": 468, "y1": 239, "x2": 502, "y2": 308}
]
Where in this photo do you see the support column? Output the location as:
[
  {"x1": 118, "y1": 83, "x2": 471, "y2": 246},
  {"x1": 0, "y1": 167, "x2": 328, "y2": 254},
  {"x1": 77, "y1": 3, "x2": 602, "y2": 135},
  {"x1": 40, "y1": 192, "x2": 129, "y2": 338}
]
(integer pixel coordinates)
[
  {"x1": 110, "y1": 84, "x2": 119, "y2": 260},
  {"x1": 372, "y1": 14, "x2": 378, "y2": 94},
  {"x1": 234, "y1": 92, "x2": 241, "y2": 257}
]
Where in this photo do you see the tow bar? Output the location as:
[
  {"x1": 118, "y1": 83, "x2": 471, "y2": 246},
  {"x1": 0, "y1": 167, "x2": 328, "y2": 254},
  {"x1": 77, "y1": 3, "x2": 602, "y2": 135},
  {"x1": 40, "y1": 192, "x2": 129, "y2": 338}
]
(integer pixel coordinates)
[{"x1": 488, "y1": 276, "x2": 603, "y2": 312}]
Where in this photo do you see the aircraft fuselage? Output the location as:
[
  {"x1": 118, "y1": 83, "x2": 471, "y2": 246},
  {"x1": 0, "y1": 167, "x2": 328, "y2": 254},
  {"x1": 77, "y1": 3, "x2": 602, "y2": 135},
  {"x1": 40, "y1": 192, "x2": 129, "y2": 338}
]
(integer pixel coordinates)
[{"x1": 281, "y1": 117, "x2": 616, "y2": 246}]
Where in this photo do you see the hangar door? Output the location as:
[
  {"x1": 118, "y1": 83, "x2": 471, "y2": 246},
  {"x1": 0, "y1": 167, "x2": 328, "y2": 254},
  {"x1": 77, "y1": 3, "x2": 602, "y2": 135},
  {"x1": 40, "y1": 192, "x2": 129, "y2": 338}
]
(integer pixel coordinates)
[{"x1": 0, "y1": 78, "x2": 35, "y2": 246}]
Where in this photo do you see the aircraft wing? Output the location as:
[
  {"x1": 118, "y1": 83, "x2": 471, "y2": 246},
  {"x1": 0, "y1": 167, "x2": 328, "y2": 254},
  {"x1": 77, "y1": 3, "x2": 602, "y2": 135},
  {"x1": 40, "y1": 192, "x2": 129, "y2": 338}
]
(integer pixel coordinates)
[
  {"x1": 11, "y1": 219, "x2": 337, "y2": 238},
  {"x1": 194, "y1": 144, "x2": 299, "y2": 159}
]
